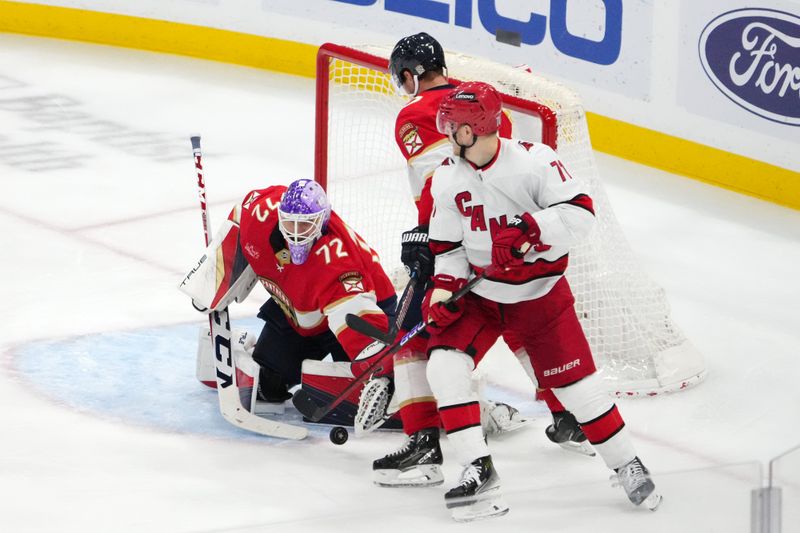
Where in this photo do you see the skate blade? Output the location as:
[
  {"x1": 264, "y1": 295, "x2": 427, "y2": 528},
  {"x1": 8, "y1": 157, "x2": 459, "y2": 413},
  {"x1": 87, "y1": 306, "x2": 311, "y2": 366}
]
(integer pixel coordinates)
[
  {"x1": 373, "y1": 465, "x2": 444, "y2": 487},
  {"x1": 558, "y1": 440, "x2": 596, "y2": 457},
  {"x1": 445, "y1": 484, "x2": 502, "y2": 509},
  {"x1": 451, "y1": 497, "x2": 509, "y2": 522},
  {"x1": 643, "y1": 492, "x2": 662, "y2": 511}
]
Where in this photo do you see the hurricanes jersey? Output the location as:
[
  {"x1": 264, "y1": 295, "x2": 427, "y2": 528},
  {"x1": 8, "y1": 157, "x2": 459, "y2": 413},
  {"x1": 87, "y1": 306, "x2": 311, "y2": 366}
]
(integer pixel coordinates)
[{"x1": 428, "y1": 139, "x2": 595, "y2": 304}]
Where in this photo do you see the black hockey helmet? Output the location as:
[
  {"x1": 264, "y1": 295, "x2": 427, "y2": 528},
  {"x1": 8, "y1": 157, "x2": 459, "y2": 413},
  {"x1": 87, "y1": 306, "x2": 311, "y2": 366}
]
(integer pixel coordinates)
[{"x1": 389, "y1": 32, "x2": 447, "y2": 94}]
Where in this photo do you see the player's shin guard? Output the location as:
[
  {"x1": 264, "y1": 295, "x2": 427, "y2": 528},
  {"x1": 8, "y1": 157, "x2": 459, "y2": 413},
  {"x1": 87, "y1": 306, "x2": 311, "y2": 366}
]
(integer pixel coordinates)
[
  {"x1": 427, "y1": 349, "x2": 490, "y2": 465},
  {"x1": 394, "y1": 349, "x2": 440, "y2": 435},
  {"x1": 551, "y1": 373, "x2": 636, "y2": 470}
]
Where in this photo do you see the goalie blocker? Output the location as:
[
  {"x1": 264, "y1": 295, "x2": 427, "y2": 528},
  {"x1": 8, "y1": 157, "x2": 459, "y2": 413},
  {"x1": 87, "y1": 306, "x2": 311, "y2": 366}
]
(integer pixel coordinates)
[{"x1": 195, "y1": 327, "x2": 402, "y2": 429}]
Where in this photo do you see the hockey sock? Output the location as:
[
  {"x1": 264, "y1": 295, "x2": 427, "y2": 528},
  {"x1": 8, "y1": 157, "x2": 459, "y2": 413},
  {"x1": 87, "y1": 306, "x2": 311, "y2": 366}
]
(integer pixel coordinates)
[{"x1": 552, "y1": 373, "x2": 636, "y2": 469}]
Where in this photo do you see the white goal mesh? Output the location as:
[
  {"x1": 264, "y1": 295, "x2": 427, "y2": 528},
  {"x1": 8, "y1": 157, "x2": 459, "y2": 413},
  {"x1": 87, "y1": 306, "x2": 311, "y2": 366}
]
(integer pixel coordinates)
[{"x1": 315, "y1": 43, "x2": 706, "y2": 396}]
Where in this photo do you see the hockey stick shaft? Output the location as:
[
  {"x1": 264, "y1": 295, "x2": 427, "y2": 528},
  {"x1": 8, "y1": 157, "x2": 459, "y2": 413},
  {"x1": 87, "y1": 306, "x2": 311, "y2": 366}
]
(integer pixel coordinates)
[
  {"x1": 191, "y1": 136, "x2": 211, "y2": 247},
  {"x1": 292, "y1": 270, "x2": 489, "y2": 422}
]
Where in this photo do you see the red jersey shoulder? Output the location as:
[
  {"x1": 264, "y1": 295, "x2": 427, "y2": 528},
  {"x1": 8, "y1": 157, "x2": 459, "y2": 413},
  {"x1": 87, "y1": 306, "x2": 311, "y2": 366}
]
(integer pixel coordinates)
[
  {"x1": 317, "y1": 215, "x2": 377, "y2": 266},
  {"x1": 239, "y1": 186, "x2": 284, "y2": 223},
  {"x1": 395, "y1": 89, "x2": 450, "y2": 159}
]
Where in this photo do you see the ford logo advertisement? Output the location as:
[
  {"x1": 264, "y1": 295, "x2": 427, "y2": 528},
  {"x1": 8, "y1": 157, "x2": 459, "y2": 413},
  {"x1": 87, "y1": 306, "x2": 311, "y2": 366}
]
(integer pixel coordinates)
[{"x1": 699, "y1": 8, "x2": 800, "y2": 126}]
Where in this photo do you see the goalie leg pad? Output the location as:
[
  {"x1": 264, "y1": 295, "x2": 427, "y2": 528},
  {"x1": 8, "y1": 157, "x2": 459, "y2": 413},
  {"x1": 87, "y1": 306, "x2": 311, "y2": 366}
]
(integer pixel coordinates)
[{"x1": 301, "y1": 360, "x2": 402, "y2": 429}]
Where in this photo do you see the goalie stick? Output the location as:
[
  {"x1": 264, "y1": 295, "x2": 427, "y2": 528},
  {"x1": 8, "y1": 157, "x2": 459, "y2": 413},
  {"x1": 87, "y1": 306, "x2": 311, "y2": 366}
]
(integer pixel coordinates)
[
  {"x1": 190, "y1": 135, "x2": 307, "y2": 440},
  {"x1": 292, "y1": 271, "x2": 490, "y2": 422}
]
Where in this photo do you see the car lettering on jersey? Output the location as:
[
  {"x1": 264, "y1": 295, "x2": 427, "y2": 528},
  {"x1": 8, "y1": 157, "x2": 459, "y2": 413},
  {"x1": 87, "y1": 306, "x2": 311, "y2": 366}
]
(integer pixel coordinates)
[
  {"x1": 399, "y1": 122, "x2": 423, "y2": 156},
  {"x1": 259, "y1": 276, "x2": 298, "y2": 326},
  {"x1": 339, "y1": 271, "x2": 364, "y2": 294},
  {"x1": 543, "y1": 359, "x2": 581, "y2": 377},
  {"x1": 454, "y1": 191, "x2": 509, "y2": 236}
]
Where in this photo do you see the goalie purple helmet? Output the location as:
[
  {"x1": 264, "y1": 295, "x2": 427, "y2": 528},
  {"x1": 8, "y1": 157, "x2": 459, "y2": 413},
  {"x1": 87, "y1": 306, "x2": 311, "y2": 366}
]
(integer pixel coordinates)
[{"x1": 278, "y1": 179, "x2": 332, "y2": 265}]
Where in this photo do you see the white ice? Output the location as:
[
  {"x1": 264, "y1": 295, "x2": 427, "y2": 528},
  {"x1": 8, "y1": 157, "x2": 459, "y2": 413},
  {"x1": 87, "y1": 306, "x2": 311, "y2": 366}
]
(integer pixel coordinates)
[{"x1": 1, "y1": 34, "x2": 799, "y2": 533}]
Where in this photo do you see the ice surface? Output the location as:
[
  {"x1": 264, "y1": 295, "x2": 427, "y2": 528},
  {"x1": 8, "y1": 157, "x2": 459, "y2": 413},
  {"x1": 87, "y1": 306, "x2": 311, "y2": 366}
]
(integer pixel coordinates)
[{"x1": 1, "y1": 34, "x2": 799, "y2": 532}]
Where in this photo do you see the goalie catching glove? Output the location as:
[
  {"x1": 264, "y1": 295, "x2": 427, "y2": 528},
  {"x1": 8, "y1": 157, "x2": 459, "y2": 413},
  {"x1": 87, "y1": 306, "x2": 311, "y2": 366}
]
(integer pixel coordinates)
[
  {"x1": 491, "y1": 212, "x2": 551, "y2": 269},
  {"x1": 422, "y1": 274, "x2": 467, "y2": 332}
]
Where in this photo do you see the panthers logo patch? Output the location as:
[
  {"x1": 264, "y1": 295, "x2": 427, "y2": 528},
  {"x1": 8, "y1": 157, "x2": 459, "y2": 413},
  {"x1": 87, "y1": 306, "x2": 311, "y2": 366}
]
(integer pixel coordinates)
[
  {"x1": 339, "y1": 271, "x2": 364, "y2": 294},
  {"x1": 399, "y1": 122, "x2": 423, "y2": 156}
]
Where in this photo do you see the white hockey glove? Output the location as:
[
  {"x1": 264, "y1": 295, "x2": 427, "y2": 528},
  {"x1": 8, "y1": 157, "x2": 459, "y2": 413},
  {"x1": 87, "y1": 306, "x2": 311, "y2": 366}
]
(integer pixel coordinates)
[{"x1": 481, "y1": 400, "x2": 529, "y2": 435}]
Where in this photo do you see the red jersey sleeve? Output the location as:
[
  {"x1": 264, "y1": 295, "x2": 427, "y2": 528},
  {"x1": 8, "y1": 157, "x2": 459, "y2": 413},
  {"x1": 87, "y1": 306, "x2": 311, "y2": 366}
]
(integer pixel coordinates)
[{"x1": 313, "y1": 216, "x2": 393, "y2": 360}]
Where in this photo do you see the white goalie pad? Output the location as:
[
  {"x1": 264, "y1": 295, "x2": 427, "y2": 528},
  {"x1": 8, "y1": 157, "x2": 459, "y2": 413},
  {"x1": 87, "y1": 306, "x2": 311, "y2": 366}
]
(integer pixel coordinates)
[
  {"x1": 196, "y1": 326, "x2": 257, "y2": 389},
  {"x1": 179, "y1": 216, "x2": 257, "y2": 313}
]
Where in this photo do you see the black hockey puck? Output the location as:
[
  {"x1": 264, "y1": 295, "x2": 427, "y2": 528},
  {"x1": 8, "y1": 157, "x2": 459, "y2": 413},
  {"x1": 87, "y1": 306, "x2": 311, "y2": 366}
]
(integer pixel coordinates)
[{"x1": 329, "y1": 426, "x2": 348, "y2": 445}]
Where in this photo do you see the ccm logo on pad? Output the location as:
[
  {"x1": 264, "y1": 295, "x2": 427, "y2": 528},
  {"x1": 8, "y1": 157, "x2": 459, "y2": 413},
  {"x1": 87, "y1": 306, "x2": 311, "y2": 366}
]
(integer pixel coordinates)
[{"x1": 543, "y1": 359, "x2": 581, "y2": 377}]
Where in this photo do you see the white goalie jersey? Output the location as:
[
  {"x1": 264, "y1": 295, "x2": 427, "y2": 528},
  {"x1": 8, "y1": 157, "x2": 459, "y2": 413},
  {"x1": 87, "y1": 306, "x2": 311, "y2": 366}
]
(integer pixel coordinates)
[{"x1": 429, "y1": 139, "x2": 595, "y2": 304}]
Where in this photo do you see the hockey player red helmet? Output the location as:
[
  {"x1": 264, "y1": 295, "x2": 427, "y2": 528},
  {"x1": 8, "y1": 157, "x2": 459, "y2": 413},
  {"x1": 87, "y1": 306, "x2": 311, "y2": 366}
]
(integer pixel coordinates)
[{"x1": 436, "y1": 81, "x2": 503, "y2": 137}]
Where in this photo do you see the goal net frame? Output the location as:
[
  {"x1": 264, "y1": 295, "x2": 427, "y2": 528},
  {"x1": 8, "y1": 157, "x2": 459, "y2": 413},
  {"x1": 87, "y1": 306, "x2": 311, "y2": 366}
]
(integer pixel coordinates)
[{"x1": 314, "y1": 42, "x2": 706, "y2": 397}]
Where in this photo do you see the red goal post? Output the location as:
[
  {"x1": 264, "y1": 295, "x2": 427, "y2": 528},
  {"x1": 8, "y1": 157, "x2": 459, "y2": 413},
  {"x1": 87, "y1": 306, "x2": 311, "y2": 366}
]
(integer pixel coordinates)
[{"x1": 314, "y1": 42, "x2": 706, "y2": 397}]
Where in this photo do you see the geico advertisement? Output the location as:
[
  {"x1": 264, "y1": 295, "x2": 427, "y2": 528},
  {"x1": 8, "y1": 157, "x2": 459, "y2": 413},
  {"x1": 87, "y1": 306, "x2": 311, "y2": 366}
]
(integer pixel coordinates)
[
  {"x1": 262, "y1": 0, "x2": 654, "y2": 100},
  {"x1": 679, "y1": 0, "x2": 800, "y2": 140}
]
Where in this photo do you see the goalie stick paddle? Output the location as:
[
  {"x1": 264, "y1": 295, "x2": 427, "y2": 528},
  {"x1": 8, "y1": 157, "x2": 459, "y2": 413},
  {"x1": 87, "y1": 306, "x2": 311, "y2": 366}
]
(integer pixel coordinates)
[
  {"x1": 190, "y1": 136, "x2": 307, "y2": 440},
  {"x1": 345, "y1": 263, "x2": 421, "y2": 345},
  {"x1": 292, "y1": 271, "x2": 489, "y2": 423}
]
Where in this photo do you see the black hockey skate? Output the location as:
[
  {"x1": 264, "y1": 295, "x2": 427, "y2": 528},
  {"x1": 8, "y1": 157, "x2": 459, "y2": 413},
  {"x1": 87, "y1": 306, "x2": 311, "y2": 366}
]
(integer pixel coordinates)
[
  {"x1": 444, "y1": 455, "x2": 509, "y2": 522},
  {"x1": 255, "y1": 367, "x2": 293, "y2": 415},
  {"x1": 615, "y1": 456, "x2": 662, "y2": 511},
  {"x1": 545, "y1": 410, "x2": 595, "y2": 456},
  {"x1": 372, "y1": 427, "x2": 444, "y2": 487}
]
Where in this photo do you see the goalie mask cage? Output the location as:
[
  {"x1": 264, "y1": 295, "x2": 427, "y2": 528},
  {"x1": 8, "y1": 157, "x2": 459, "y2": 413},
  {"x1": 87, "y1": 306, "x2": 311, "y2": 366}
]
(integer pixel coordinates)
[{"x1": 314, "y1": 43, "x2": 706, "y2": 397}]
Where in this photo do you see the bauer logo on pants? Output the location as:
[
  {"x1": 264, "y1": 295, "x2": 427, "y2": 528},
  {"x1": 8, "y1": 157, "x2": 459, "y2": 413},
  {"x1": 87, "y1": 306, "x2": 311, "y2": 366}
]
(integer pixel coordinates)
[{"x1": 543, "y1": 358, "x2": 581, "y2": 377}]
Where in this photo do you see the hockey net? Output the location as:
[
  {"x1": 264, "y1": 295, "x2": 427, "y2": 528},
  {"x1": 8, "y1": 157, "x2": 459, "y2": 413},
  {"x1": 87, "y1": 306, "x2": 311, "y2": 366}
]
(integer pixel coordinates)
[{"x1": 314, "y1": 43, "x2": 706, "y2": 397}]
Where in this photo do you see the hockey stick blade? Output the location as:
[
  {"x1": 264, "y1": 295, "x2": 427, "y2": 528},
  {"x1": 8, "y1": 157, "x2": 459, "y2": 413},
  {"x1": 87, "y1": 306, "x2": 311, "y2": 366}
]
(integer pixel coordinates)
[
  {"x1": 293, "y1": 271, "x2": 488, "y2": 422},
  {"x1": 345, "y1": 314, "x2": 395, "y2": 344}
]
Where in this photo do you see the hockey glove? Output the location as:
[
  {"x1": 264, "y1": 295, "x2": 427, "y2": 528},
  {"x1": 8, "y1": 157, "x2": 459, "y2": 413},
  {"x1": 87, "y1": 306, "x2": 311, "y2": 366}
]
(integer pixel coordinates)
[
  {"x1": 421, "y1": 274, "x2": 466, "y2": 332},
  {"x1": 400, "y1": 225, "x2": 434, "y2": 282},
  {"x1": 350, "y1": 340, "x2": 393, "y2": 378},
  {"x1": 491, "y1": 212, "x2": 550, "y2": 269}
]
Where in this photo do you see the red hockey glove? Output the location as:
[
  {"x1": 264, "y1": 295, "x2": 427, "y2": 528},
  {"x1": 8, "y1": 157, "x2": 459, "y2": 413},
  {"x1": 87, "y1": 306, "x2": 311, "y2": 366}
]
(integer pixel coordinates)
[
  {"x1": 421, "y1": 274, "x2": 467, "y2": 332},
  {"x1": 491, "y1": 212, "x2": 550, "y2": 269}
]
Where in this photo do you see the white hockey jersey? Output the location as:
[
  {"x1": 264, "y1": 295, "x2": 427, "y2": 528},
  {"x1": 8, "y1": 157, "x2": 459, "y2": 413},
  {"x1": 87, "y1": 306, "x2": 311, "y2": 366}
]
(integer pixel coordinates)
[{"x1": 428, "y1": 138, "x2": 595, "y2": 303}]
